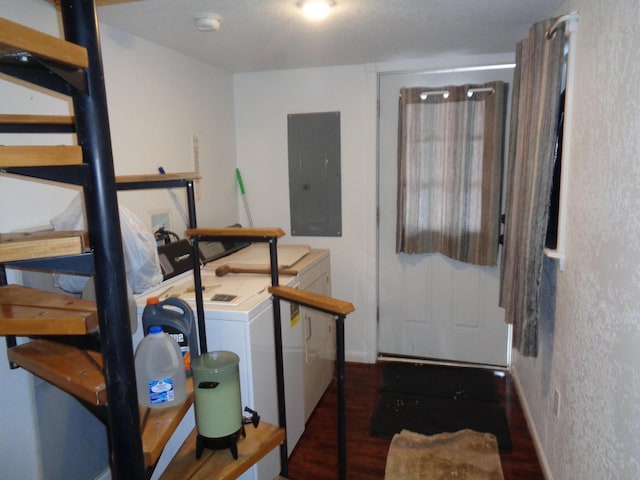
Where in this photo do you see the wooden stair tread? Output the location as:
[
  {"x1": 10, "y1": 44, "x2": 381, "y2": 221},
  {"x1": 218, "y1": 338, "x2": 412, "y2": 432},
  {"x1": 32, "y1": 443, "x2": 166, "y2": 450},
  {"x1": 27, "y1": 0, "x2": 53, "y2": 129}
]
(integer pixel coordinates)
[
  {"x1": 0, "y1": 230, "x2": 87, "y2": 263},
  {"x1": 160, "y1": 422, "x2": 286, "y2": 480},
  {"x1": 0, "y1": 145, "x2": 83, "y2": 167},
  {"x1": 0, "y1": 17, "x2": 88, "y2": 69},
  {"x1": 0, "y1": 285, "x2": 98, "y2": 335},
  {"x1": 7, "y1": 339, "x2": 106, "y2": 405},
  {"x1": 0, "y1": 114, "x2": 75, "y2": 126},
  {"x1": 8, "y1": 338, "x2": 195, "y2": 469}
]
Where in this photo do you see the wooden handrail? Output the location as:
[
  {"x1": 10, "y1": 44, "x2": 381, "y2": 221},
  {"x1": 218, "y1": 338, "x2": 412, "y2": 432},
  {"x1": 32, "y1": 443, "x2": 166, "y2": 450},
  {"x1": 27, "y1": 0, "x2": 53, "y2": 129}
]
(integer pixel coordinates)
[
  {"x1": 186, "y1": 227, "x2": 286, "y2": 239},
  {"x1": 116, "y1": 172, "x2": 201, "y2": 184},
  {"x1": 268, "y1": 285, "x2": 355, "y2": 316}
]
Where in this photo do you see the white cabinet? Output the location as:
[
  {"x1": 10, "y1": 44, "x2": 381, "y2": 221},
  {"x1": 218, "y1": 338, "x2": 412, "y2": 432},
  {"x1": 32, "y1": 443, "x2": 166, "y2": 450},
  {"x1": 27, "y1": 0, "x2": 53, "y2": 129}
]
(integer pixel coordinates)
[{"x1": 293, "y1": 250, "x2": 334, "y2": 421}]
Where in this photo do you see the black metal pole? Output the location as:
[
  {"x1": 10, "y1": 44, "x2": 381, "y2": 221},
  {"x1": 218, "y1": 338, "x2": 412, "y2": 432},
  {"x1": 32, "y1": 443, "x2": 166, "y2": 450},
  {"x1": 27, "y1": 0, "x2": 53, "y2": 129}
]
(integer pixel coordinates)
[
  {"x1": 185, "y1": 182, "x2": 207, "y2": 354},
  {"x1": 336, "y1": 314, "x2": 347, "y2": 480},
  {"x1": 191, "y1": 235, "x2": 207, "y2": 354},
  {"x1": 60, "y1": 1, "x2": 144, "y2": 478},
  {"x1": 268, "y1": 238, "x2": 289, "y2": 478},
  {"x1": 185, "y1": 180, "x2": 197, "y2": 229}
]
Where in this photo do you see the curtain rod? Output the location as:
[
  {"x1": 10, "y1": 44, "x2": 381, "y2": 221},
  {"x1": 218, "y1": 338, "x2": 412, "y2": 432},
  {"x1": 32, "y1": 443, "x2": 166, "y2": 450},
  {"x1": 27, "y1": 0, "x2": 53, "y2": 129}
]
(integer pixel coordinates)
[
  {"x1": 546, "y1": 11, "x2": 579, "y2": 39},
  {"x1": 418, "y1": 87, "x2": 495, "y2": 101}
]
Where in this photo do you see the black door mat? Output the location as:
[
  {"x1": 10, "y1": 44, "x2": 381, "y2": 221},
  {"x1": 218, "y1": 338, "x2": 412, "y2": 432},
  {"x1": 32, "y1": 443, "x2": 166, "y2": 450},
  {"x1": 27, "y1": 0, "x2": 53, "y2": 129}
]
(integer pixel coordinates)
[
  {"x1": 371, "y1": 363, "x2": 512, "y2": 452},
  {"x1": 380, "y1": 362, "x2": 500, "y2": 403},
  {"x1": 370, "y1": 390, "x2": 512, "y2": 451}
]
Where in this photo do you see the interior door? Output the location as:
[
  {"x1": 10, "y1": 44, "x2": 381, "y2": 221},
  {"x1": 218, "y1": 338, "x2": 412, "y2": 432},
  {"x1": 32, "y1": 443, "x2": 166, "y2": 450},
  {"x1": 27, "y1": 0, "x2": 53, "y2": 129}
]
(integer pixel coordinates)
[{"x1": 377, "y1": 67, "x2": 514, "y2": 367}]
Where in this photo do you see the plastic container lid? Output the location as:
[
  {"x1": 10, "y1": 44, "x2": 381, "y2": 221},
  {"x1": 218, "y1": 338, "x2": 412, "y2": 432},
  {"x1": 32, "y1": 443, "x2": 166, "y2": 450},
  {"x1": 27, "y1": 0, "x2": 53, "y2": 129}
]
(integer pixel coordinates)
[
  {"x1": 146, "y1": 296, "x2": 160, "y2": 305},
  {"x1": 149, "y1": 325, "x2": 162, "y2": 334},
  {"x1": 191, "y1": 351, "x2": 239, "y2": 374}
]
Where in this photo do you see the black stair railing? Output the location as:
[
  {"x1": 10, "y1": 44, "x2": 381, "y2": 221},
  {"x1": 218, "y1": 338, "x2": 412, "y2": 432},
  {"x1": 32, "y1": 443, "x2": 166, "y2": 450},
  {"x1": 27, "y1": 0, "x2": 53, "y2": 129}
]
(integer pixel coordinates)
[{"x1": 60, "y1": 1, "x2": 145, "y2": 478}]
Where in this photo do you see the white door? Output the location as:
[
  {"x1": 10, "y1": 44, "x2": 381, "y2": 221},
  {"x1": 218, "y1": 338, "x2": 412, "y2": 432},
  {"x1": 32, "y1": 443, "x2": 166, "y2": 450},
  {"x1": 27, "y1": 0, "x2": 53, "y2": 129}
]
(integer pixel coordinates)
[{"x1": 377, "y1": 67, "x2": 514, "y2": 367}]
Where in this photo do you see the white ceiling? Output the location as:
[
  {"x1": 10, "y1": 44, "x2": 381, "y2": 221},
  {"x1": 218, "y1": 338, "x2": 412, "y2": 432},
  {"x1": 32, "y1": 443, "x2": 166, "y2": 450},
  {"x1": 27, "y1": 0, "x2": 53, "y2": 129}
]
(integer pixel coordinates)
[{"x1": 97, "y1": 0, "x2": 566, "y2": 73}]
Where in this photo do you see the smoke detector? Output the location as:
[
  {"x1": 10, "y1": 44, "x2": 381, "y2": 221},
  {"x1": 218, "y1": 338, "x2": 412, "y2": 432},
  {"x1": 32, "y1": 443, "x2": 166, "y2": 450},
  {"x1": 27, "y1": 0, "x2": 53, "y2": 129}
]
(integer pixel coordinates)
[{"x1": 194, "y1": 14, "x2": 222, "y2": 32}]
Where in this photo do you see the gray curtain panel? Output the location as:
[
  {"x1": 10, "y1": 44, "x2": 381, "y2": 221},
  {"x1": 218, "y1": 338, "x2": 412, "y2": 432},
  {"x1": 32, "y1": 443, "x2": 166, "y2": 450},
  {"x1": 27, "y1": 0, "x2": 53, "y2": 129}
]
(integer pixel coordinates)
[
  {"x1": 396, "y1": 82, "x2": 506, "y2": 266},
  {"x1": 499, "y1": 18, "x2": 566, "y2": 357}
]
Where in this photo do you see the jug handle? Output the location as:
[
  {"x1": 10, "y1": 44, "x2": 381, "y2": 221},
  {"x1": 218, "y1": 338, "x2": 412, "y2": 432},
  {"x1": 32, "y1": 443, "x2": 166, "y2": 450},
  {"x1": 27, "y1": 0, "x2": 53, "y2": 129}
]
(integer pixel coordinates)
[{"x1": 161, "y1": 296, "x2": 192, "y2": 316}]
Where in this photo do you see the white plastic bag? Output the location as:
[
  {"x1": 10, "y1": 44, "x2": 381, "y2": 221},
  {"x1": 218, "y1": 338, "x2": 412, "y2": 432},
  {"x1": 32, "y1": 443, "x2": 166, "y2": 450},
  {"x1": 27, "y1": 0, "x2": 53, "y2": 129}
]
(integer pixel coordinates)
[
  {"x1": 118, "y1": 206, "x2": 163, "y2": 293},
  {"x1": 51, "y1": 195, "x2": 163, "y2": 294}
]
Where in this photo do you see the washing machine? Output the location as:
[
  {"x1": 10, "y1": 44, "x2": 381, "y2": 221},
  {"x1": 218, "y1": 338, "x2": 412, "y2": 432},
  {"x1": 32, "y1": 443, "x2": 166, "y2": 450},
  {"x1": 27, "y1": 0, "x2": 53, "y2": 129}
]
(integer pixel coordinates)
[{"x1": 133, "y1": 245, "x2": 307, "y2": 480}]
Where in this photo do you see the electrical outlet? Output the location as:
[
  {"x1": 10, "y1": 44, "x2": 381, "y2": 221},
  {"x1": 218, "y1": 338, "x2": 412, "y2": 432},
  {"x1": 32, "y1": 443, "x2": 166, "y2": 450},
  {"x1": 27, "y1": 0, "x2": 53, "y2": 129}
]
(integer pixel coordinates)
[
  {"x1": 553, "y1": 388, "x2": 561, "y2": 419},
  {"x1": 151, "y1": 210, "x2": 172, "y2": 233}
]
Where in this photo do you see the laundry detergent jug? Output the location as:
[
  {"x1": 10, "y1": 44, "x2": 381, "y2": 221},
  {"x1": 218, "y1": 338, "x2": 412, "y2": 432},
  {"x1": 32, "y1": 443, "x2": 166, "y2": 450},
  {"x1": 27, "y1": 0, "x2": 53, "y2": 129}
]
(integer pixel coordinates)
[{"x1": 142, "y1": 296, "x2": 198, "y2": 374}]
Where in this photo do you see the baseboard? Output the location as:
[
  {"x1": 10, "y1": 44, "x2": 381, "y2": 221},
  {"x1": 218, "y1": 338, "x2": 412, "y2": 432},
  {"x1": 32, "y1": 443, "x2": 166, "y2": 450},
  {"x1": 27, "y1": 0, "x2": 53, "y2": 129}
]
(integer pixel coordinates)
[
  {"x1": 346, "y1": 349, "x2": 370, "y2": 363},
  {"x1": 511, "y1": 367, "x2": 553, "y2": 480},
  {"x1": 377, "y1": 354, "x2": 508, "y2": 371}
]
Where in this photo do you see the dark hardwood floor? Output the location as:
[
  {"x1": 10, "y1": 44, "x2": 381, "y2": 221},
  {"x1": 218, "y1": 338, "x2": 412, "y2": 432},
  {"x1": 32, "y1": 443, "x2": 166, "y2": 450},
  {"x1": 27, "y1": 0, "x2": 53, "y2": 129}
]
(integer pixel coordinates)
[{"x1": 287, "y1": 362, "x2": 544, "y2": 479}]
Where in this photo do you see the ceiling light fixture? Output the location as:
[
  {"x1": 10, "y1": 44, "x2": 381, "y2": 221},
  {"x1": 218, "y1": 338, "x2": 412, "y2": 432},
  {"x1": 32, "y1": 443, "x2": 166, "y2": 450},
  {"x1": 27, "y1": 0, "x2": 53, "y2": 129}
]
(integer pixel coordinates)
[
  {"x1": 298, "y1": 0, "x2": 335, "y2": 21},
  {"x1": 194, "y1": 14, "x2": 222, "y2": 32}
]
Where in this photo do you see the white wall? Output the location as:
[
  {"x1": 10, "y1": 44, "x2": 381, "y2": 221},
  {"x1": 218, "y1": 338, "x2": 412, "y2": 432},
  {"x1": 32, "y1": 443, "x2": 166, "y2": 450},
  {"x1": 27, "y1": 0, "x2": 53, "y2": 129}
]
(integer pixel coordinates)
[
  {"x1": 234, "y1": 65, "x2": 378, "y2": 362},
  {"x1": 512, "y1": 1, "x2": 640, "y2": 479},
  {"x1": 0, "y1": 2, "x2": 239, "y2": 235},
  {"x1": 0, "y1": 1, "x2": 237, "y2": 478},
  {"x1": 101, "y1": 23, "x2": 239, "y2": 231},
  {"x1": 233, "y1": 53, "x2": 514, "y2": 363}
]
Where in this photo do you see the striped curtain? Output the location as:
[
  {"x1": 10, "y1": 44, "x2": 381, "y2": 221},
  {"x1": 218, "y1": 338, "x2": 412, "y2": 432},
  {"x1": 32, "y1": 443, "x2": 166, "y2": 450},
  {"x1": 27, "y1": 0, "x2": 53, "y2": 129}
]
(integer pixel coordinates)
[
  {"x1": 396, "y1": 82, "x2": 507, "y2": 266},
  {"x1": 499, "y1": 18, "x2": 566, "y2": 357}
]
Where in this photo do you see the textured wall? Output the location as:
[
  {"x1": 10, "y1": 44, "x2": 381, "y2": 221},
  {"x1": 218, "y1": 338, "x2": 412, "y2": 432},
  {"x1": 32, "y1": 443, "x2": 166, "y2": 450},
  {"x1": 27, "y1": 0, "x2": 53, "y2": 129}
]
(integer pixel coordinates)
[{"x1": 512, "y1": 0, "x2": 640, "y2": 478}]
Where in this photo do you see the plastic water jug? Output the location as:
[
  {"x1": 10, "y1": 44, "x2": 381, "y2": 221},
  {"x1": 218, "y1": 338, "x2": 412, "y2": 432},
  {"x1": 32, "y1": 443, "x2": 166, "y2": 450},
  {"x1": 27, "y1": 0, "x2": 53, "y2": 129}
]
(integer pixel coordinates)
[
  {"x1": 142, "y1": 296, "x2": 198, "y2": 374},
  {"x1": 135, "y1": 325, "x2": 187, "y2": 408}
]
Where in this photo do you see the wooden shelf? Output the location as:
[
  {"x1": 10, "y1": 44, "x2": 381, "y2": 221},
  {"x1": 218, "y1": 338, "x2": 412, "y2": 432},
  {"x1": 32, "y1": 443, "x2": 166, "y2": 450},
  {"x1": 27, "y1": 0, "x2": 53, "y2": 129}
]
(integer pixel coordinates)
[
  {"x1": 0, "y1": 145, "x2": 83, "y2": 168},
  {"x1": 160, "y1": 422, "x2": 286, "y2": 480},
  {"x1": 0, "y1": 285, "x2": 98, "y2": 336},
  {"x1": 0, "y1": 230, "x2": 87, "y2": 263},
  {"x1": 0, "y1": 17, "x2": 88, "y2": 69}
]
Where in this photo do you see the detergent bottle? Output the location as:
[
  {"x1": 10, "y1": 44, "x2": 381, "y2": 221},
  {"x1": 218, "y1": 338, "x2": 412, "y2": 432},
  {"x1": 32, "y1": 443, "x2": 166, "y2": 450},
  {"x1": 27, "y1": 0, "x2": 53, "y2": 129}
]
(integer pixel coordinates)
[
  {"x1": 135, "y1": 325, "x2": 187, "y2": 408},
  {"x1": 142, "y1": 296, "x2": 198, "y2": 375}
]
